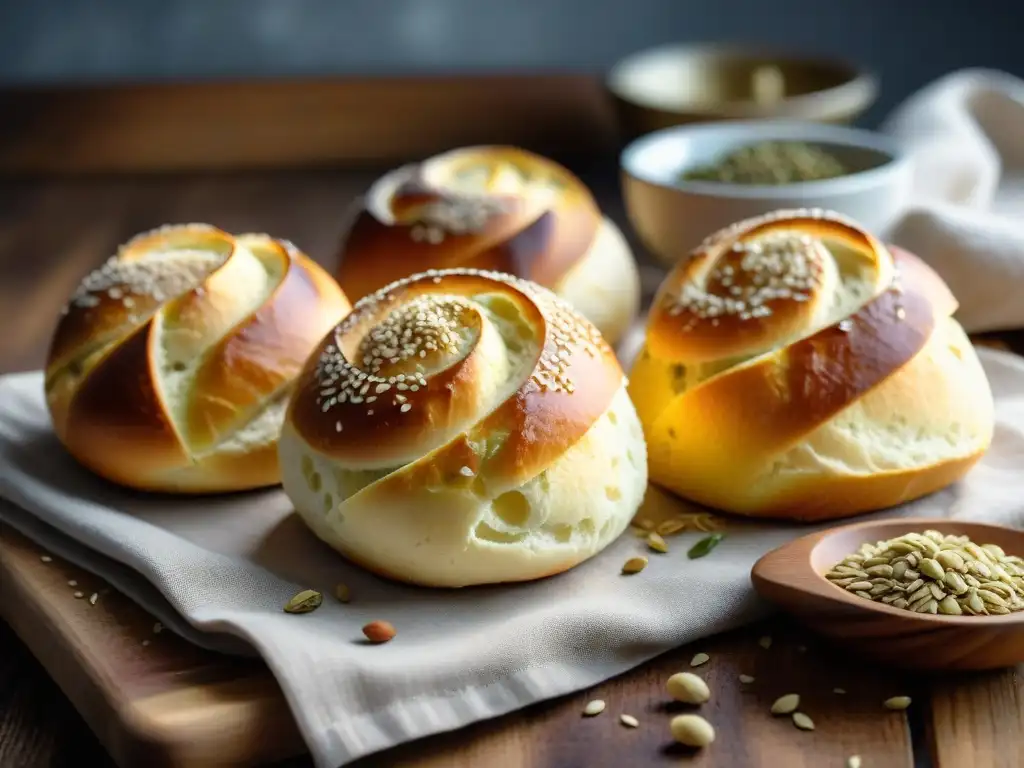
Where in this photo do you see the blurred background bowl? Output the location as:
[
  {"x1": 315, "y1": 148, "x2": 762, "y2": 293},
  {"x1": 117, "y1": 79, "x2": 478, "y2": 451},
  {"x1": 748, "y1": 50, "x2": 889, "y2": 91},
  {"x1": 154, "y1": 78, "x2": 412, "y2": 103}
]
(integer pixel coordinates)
[
  {"x1": 620, "y1": 120, "x2": 913, "y2": 267},
  {"x1": 606, "y1": 43, "x2": 878, "y2": 141}
]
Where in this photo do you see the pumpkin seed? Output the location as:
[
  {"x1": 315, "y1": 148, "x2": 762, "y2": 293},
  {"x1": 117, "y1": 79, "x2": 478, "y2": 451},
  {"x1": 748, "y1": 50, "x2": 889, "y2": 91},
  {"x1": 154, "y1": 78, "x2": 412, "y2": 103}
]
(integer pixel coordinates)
[
  {"x1": 657, "y1": 518, "x2": 688, "y2": 536},
  {"x1": 938, "y1": 596, "x2": 962, "y2": 615},
  {"x1": 622, "y1": 556, "x2": 648, "y2": 574},
  {"x1": 647, "y1": 532, "x2": 668, "y2": 553},
  {"x1": 284, "y1": 589, "x2": 323, "y2": 614},
  {"x1": 771, "y1": 694, "x2": 800, "y2": 715},
  {"x1": 792, "y1": 712, "x2": 815, "y2": 731}
]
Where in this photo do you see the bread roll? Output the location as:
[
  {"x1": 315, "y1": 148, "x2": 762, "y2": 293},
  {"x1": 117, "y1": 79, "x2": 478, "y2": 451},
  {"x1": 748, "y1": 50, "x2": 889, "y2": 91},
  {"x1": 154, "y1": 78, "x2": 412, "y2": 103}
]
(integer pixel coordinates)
[
  {"x1": 628, "y1": 209, "x2": 994, "y2": 521},
  {"x1": 334, "y1": 145, "x2": 641, "y2": 346},
  {"x1": 279, "y1": 268, "x2": 648, "y2": 587},
  {"x1": 45, "y1": 224, "x2": 351, "y2": 493}
]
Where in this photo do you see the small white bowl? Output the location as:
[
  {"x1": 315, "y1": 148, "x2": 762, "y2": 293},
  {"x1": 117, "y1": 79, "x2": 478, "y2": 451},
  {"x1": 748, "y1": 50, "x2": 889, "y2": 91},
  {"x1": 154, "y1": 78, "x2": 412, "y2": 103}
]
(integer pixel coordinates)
[{"x1": 620, "y1": 120, "x2": 914, "y2": 267}]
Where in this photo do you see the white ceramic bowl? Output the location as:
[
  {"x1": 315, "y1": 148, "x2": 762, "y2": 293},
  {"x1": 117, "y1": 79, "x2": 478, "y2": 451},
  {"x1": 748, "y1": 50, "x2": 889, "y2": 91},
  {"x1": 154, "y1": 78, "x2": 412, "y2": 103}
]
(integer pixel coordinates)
[{"x1": 620, "y1": 120, "x2": 913, "y2": 267}]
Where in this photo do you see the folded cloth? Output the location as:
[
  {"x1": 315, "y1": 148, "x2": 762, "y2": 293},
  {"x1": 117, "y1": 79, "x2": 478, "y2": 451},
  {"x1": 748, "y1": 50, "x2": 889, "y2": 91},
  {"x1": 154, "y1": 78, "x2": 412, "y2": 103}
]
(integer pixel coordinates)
[
  {"x1": 2, "y1": 348, "x2": 1023, "y2": 767},
  {"x1": 883, "y1": 69, "x2": 1024, "y2": 333}
]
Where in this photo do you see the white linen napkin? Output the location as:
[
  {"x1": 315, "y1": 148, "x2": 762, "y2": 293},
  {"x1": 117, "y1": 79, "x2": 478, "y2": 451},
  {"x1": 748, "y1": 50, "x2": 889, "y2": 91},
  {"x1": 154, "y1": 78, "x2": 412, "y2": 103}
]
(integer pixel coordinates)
[
  {"x1": 883, "y1": 69, "x2": 1024, "y2": 333},
  {"x1": 1, "y1": 70, "x2": 1023, "y2": 767}
]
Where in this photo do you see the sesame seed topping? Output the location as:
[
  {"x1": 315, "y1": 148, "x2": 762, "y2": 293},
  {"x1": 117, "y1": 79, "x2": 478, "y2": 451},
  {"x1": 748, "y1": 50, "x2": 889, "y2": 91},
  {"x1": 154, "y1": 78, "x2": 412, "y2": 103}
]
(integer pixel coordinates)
[
  {"x1": 311, "y1": 267, "x2": 608, "y2": 428},
  {"x1": 667, "y1": 230, "x2": 826, "y2": 326},
  {"x1": 65, "y1": 233, "x2": 225, "y2": 315}
]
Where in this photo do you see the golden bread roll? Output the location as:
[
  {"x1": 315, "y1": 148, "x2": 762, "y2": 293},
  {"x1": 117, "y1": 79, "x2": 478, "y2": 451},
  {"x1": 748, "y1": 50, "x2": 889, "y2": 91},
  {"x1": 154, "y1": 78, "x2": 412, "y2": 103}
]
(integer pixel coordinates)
[
  {"x1": 628, "y1": 209, "x2": 994, "y2": 521},
  {"x1": 279, "y1": 267, "x2": 648, "y2": 587},
  {"x1": 45, "y1": 224, "x2": 351, "y2": 493},
  {"x1": 334, "y1": 145, "x2": 641, "y2": 346}
]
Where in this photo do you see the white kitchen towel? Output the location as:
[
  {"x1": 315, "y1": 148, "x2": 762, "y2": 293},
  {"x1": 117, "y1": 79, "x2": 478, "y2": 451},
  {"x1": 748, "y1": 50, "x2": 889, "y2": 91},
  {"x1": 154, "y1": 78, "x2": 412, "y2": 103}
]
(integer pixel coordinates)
[
  {"x1": 883, "y1": 68, "x2": 1024, "y2": 333},
  {"x1": 2, "y1": 350, "x2": 1024, "y2": 768}
]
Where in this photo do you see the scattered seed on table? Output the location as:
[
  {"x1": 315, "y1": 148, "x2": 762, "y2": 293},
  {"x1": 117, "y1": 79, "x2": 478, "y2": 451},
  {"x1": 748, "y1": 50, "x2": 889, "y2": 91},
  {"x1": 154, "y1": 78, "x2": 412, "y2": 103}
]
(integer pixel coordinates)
[
  {"x1": 583, "y1": 699, "x2": 606, "y2": 716},
  {"x1": 40, "y1": 555, "x2": 52, "y2": 563},
  {"x1": 847, "y1": 757, "x2": 863, "y2": 768},
  {"x1": 690, "y1": 652, "x2": 710, "y2": 667},
  {"x1": 670, "y1": 714, "x2": 715, "y2": 748},
  {"x1": 622, "y1": 556, "x2": 648, "y2": 574},
  {"x1": 620, "y1": 714, "x2": 639, "y2": 728},
  {"x1": 667, "y1": 672, "x2": 711, "y2": 704},
  {"x1": 833, "y1": 688, "x2": 847, "y2": 695},
  {"x1": 758, "y1": 635, "x2": 773, "y2": 649},
  {"x1": 67, "y1": 580, "x2": 77, "y2": 587},
  {"x1": 89, "y1": 593, "x2": 98, "y2": 605},
  {"x1": 153, "y1": 622, "x2": 163, "y2": 634},
  {"x1": 647, "y1": 532, "x2": 668, "y2": 553},
  {"x1": 141, "y1": 639, "x2": 150, "y2": 647},
  {"x1": 792, "y1": 712, "x2": 815, "y2": 731},
  {"x1": 771, "y1": 694, "x2": 800, "y2": 715},
  {"x1": 884, "y1": 696, "x2": 912, "y2": 710},
  {"x1": 739, "y1": 674, "x2": 756, "y2": 684},
  {"x1": 73, "y1": 591, "x2": 84, "y2": 599}
]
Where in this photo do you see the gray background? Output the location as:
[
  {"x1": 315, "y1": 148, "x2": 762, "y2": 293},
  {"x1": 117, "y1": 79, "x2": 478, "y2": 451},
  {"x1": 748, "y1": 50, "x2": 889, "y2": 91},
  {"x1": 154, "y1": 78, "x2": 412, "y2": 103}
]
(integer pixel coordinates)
[{"x1": 0, "y1": 0, "x2": 1019, "y2": 125}]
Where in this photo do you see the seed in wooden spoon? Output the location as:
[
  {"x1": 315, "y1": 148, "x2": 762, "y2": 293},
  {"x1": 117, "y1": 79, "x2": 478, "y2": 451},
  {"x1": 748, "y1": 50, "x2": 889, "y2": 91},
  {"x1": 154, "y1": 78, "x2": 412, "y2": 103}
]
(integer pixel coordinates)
[
  {"x1": 670, "y1": 714, "x2": 715, "y2": 748},
  {"x1": 884, "y1": 696, "x2": 912, "y2": 710},
  {"x1": 582, "y1": 699, "x2": 606, "y2": 716},
  {"x1": 620, "y1": 714, "x2": 639, "y2": 728},
  {"x1": 622, "y1": 556, "x2": 648, "y2": 574},
  {"x1": 362, "y1": 621, "x2": 395, "y2": 643},
  {"x1": 690, "y1": 652, "x2": 710, "y2": 667},
  {"x1": 667, "y1": 672, "x2": 710, "y2": 704},
  {"x1": 739, "y1": 674, "x2": 755, "y2": 684},
  {"x1": 771, "y1": 693, "x2": 800, "y2": 714},
  {"x1": 792, "y1": 712, "x2": 815, "y2": 730}
]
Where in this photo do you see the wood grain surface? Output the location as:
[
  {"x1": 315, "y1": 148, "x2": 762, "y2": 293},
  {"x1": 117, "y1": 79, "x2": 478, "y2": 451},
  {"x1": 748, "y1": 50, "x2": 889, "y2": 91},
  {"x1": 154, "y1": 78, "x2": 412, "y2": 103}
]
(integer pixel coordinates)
[
  {"x1": 0, "y1": 77, "x2": 618, "y2": 173},
  {"x1": 0, "y1": 168, "x2": 1022, "y2": 768}
]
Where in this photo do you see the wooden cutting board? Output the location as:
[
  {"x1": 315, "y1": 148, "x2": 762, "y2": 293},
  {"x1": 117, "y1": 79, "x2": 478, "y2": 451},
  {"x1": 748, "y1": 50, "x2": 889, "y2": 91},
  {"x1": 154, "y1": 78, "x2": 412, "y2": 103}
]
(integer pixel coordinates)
[{"x1": 0, "y1": 525, "x2": 306, "y2": 768}]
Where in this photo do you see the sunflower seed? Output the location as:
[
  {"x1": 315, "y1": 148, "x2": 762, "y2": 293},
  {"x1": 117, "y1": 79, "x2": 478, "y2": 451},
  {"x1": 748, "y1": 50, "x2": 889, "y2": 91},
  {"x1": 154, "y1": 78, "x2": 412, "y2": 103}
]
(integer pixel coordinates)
[{"x1": 938, "y1": 596, "x2": 962, "y2": 615}]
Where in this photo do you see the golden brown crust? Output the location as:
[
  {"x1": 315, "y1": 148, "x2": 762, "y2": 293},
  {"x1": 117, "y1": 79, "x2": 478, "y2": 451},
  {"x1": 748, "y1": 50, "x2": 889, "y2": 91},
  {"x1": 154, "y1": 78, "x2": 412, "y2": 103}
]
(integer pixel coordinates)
[
  {"x1": 45, "y1": 224, "x2": 351, "y2": 493},
  {"x1": 629, "y1": 209, "x2": 993, "y2": 521},
  {"x1": 286, "y1": 268, "x2": 624, "y2": 488},
  {"x1": 335, "y1": 146, "x2": 603, "y2": 300}
]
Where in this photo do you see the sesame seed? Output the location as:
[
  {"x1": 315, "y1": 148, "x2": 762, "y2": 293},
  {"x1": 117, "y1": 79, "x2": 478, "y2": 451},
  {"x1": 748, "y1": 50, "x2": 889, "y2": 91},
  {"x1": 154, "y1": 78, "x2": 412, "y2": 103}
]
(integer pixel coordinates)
[{"x1": 667, "y1": 229, "x2": 826, "y2": 326}]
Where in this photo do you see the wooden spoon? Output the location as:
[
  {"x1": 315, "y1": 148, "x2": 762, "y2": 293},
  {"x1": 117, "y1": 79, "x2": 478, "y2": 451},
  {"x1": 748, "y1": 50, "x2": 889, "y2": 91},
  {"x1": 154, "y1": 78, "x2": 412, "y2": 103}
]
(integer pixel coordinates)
[{"x1": 751, "y1": 518, "x2": 1024, "y2": 671}]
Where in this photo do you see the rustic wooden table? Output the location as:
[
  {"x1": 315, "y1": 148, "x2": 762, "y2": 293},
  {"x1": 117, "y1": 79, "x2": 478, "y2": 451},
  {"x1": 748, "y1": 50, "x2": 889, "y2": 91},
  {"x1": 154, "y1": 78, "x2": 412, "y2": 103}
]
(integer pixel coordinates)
[{"x1": 0, "y1": 170, "x2": 1021, "y2": 768}]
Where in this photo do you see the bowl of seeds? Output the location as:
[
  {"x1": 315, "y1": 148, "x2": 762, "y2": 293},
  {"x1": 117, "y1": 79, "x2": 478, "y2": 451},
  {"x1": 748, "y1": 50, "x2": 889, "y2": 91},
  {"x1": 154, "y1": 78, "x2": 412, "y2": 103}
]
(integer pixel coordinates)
[
  {"x1": 620, "y1": 120, "x2": 912, "y2": 267},
  {"x1": 751, "y1": 518, "x2": 1024, "y2": 671}
]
